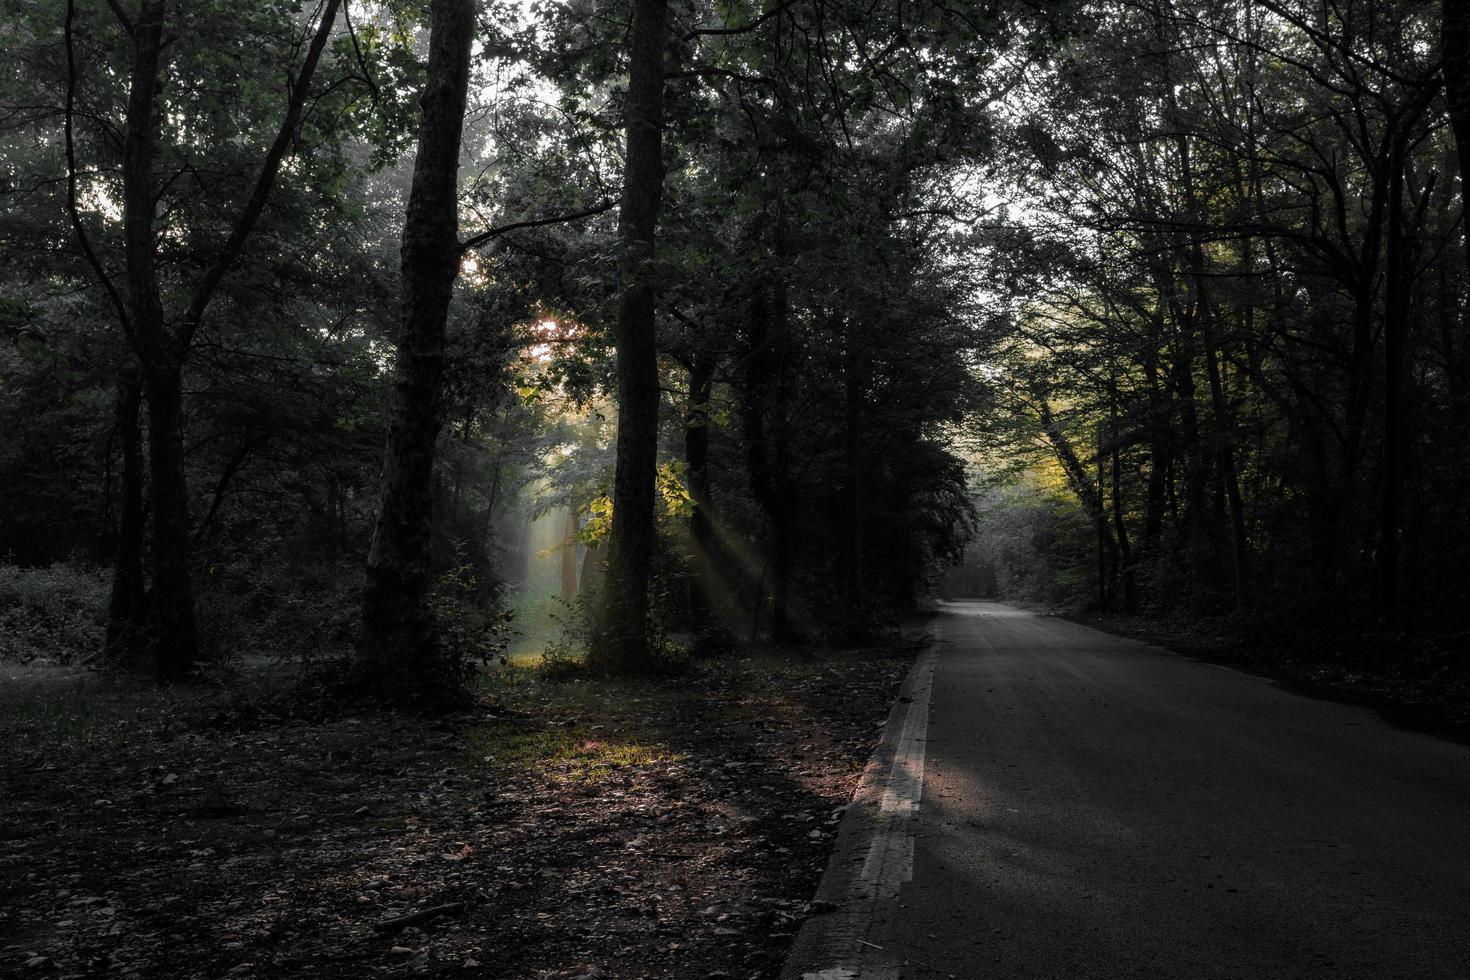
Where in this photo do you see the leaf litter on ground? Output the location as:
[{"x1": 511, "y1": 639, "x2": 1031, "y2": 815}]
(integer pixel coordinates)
[{"x1": 0, "y1": 640, "x2": 917, "y2": 978}]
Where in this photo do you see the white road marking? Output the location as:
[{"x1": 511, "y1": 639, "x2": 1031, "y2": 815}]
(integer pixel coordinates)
[
  {"x1": 857, "y1": 653, "x2": 935, "y2": 900},
  {"x1": 800, "y1": 635, "x2": 940, "y2": 980}
]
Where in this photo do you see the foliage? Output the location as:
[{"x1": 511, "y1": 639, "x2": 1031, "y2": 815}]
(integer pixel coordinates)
[
  {"x1": 3, "y1": 0, "x2": 1461, "y2": 680},
  {"x1": 950, "y1": 0, "x2": 1470, "y2": 638},
  {"x1": 431, "y1": 557, "x2": 517, "y2": 677},
  {"x1": 0, "y1": 562, "x2": 108, "y2": 665}
]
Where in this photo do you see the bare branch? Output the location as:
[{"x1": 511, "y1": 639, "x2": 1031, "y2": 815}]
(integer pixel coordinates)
[
  {"x1": 343, "y1": 0, "x2": 381, "y2": 104},
  {"x1": 181, "y1": 0, "x2": 342, "y2": 347},
  {"x1": 683, "y1": 0, "x2": 802, "y2": 42},
  {"x1": 459, "y1": 198, "x2": 618, "y2": 252}
]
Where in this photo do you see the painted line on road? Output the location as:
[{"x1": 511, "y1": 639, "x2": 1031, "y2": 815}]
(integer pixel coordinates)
[
  {"x1": 790, "y1": 629, "x2": 941, "y2": 980},
  {"x1": 857, "y1": 649, "x2": 935, "y2": 901}
]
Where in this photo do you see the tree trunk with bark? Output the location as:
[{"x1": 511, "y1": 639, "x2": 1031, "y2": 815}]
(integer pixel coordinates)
[
  {"x1": 142, "y1": 366, "x2": 200, "y2": 680},
  {"x1": 117, "y1": 0, "x2": 202, "y2": 682},
  {"x1": 842, "y1": 323, "x2": 866, "y2": 610},
  {"x1": 561, "y1": 506, "x2": 580, "y2": 602},
  {"x1": 684, "y1": 355, "x2": 715, "y2": 637},
  {"x1": 105, "y1": 367, "x2": 148, "y2": 658},
  {"x1": 589, "y1": 0, "x2": 668, "y2": 673},
  {"x1": 1445, "y1": 0, "x2": 1470, "y2": 279},
  {"x1": 359, "y1": 0, "x2": 475, "y2": 692},
  {"x1": 1377, "y1": 128, "x2": 1410, "y2": 627}
]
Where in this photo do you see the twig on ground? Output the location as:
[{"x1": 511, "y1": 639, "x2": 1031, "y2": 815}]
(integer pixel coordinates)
[{"x1": 372, "y1": 902, "x2": 466, "y2": 932}]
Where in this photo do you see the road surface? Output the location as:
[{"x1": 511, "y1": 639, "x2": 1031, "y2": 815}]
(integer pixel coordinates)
[{"x1": 785, "y1": 600, "x2": 1470, "y2": 979}]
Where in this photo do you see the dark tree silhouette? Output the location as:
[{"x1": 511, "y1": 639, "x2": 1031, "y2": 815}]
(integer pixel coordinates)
[{"x1": 359, "y1": 0, "x2": 476, "y2": 695}]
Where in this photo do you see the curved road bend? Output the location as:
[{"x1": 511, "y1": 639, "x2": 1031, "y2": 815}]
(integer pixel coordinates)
[{"x1": 786, "y1": 600, "x2": 1470, "y2": 979}]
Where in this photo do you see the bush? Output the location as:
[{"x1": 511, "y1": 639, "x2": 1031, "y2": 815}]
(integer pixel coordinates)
[
  {"x1": 0, "y1": 562, "x2": 108, "y2": 664},
  {"x1": 192, "y1": 555, "x2": 364, "y2": 663},
  {"x1": 432, "y1": 560, "x2": 515, "y2": 683}
]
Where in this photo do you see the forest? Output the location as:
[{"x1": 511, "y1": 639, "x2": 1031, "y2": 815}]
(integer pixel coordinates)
[{"x1": 3, "y1": 0, "x2": 1469, "y2": 977}]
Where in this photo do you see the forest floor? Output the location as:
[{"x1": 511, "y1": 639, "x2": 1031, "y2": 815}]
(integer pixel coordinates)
[
  {"x1": 1071, "y1": 610, "x2": 1470, "y2": 745},
  {"x1": 0, "y1": 638, "x2": 918, "y2": 979}
]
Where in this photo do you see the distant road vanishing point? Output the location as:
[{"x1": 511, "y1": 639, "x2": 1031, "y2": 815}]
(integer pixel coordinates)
[{"x1": 785, "y1": 600, "x2": 1470, "y2": 980}]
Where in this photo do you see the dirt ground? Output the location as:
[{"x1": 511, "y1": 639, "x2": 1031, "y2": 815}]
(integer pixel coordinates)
[{"x1": 0, "y1": 644, "x2": 916, "y2": 979}]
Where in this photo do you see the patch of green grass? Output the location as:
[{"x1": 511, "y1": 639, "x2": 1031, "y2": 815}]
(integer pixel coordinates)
[
  {"x1": 467, "y1": 659, "x2": 708, "y2": 780},
  {"x1": 462, "y1": 641, "x2": 912, "y2": 782},
  {"x1": 0, "y1": 669, "x2": 219, "y2": 754},
  {"x1": 465, "y1": 721, "x2": 684, "y2": 781},
  {"x1": 0, "y1": 661, "x2": 299, "y2": 758},
  {"x1": 504, "y1": 648, "x2": 551, "y2": 668}
]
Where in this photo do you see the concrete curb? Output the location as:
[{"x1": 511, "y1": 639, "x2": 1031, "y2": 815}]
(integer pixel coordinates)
[{"x1": 780, "y1": 628, "x2": 943, "y2": 980}]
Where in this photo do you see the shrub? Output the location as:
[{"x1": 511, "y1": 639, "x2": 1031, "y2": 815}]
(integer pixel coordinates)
[
  {"x1": 0, "y1": 562, "x2": 108, "y2": 664},
  {"x1": 432, "y1": 559, "x2": 515, "y2": 683}
]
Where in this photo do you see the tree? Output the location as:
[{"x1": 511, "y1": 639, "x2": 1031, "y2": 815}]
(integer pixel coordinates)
[
  {"x1": 64, "y1": 0, "x2": 342, "y2": 680},
  {"x1": 1444, "y1": 0, "x2": 1470, "y2": 280},
  {"x1": 588, "y1": 0, "x2": 668, "y2": 672},
  {"x1": 358, "y1": 0, "x2": 477, "y2": 696}
]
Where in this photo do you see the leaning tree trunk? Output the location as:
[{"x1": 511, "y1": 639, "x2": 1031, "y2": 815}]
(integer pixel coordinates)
[
  {"x1": 589, "y1": 0, "x2": 668, "y2": 673},
  {"x1": 1037, "y1": 395, "x2": 1119, "y2": 608},
  {"x1": 358, "y1": 0, "x2": 475, "y2": 693}
]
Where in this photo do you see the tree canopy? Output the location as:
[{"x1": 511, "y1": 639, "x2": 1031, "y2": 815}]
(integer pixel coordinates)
[{"x1": 1, "y1": 0, "x2": 1467, "y2": 693}]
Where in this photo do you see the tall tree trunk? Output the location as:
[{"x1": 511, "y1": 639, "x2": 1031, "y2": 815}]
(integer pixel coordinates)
[
  {"x1": 143, "y1": 366, "x2": 200, "y2": 680},
  {"x1": 739, "y1": 281, "x2": 799, "y2": 644},
  {"x1": 1376, "y1": 132, "x2": 1410, "y2": 627},
  {"x1": 590, "y1": 0, "x2": 668, "y2": 672},
  {"x1": 1108, "y1": 375, "x2": 1135, "y2": 611},
  {"x1": 561, "y1": 506, "x2": 580, "y2": 602},
  {"x1": 684, "y1": 355, "x2": 715, "y2": 637},
  {"x1": 359, "y1": 0, "x2": 475, "y2": 690},
  {"x1": 767, "y1": 277, "x2": 797, "y2": 644},
  {"x1": 117, "y1": 0, "x2": 201, "y2": 681},
  {"x1": 1445, "y1": 0, "x2": 1470, "y2": 280},
  {"x1": 1163, "y1": 63, "x2": 1246, "y2": 589},
  {"x1": 105, "y1": 367, "x2": 148, "y2": 657},
  {"x1": 842, "y1": 323, "x2": 865, "y2": 610},
  {"x1": 1141, "y1": 311, "x2": 1171, "y2": 550}
]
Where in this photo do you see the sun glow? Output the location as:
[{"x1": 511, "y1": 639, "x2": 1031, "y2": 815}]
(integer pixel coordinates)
[{"x1": 526, "y1": 317, "x2": 580, "y2": 363}]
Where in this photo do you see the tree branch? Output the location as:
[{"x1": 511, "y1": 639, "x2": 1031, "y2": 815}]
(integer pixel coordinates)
[
  {"x1": 64, "y1": 0, "x2": 132, "y2": 338},
  {"x1": 459, "y1": 198, "x2": 617, "y2": 252},
  {"x1": 180, "y1": 0, "x2": 342, "y2": 348},
  {"x1": 342, "y1": 0, "x2": 380, "y2": 104},
  {"x1": 683, "y1": 0, "x2": 802, "y2": 41},
  {"x1": 102, "y1": 0, "x2": 134, "y2": 35}
]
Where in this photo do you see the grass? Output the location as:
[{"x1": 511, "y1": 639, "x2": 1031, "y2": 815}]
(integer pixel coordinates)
[
  {"x1": 468, "y1": 655, "x2": 690, "y2": 780},
  {"x1": 462, "y1": 643, "x2": 905, "y2": 783},
  {"x1": 465, "y1": 723, "x2": 685, "y2": 780},
  {"x1": 0, "y1": 661, "x2": 297, "y2": 757},
  {"x1": 0, "y1": 668, "x2": 214, "y2": 753},
  {"x1": 1, "y1": 639, "x2": 911, "y2": 786}
]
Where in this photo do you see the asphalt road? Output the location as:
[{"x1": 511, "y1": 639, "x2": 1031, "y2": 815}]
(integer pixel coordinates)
[{"x1": 786, "y1": 600, "x2": 1470, "y2": 979}]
